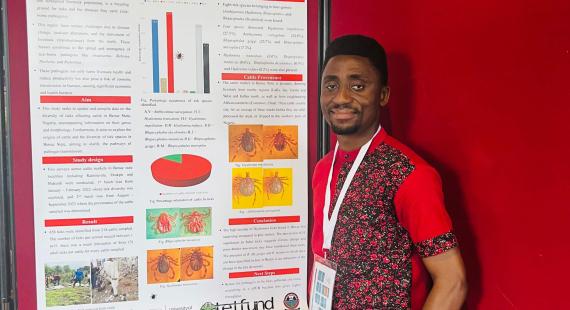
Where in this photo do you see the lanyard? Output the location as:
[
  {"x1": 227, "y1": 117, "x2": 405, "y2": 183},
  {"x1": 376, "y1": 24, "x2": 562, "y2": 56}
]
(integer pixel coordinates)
[{"x1": 322, "y1": 126, "x2": 381, "y2": 252}]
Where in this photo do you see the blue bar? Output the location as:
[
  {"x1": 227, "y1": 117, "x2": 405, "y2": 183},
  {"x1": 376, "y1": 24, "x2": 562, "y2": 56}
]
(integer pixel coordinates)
[{"x1": 152, "y1": 20, "x2": 159, "y2": 93}]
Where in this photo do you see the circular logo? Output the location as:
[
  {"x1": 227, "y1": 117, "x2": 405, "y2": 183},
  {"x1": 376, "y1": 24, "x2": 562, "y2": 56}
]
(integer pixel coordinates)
[
  {"x1": 200, "y1": 302, "x2": 216, "y2": 310},
  {"x1": 283, "y1": 292, "x2": 300, "y2": 309}
]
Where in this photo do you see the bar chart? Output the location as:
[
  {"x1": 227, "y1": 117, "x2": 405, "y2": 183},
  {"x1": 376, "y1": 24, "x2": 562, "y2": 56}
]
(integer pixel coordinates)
[{"x1": 150, "y1": 12, "x2": 211, "y2": 94}]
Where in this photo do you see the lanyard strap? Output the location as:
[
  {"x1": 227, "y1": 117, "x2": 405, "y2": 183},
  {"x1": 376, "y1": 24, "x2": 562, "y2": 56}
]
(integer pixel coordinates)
[{"x1": 322, "y1": 126, "x2": 381, "y2": 251}]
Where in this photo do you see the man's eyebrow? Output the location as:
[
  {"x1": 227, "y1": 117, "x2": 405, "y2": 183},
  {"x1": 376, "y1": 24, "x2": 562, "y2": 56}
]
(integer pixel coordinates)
[
  {"x1": 322, "y1": 73, "x2": 370, "y2": 82},
  {"x1": 348, "y1": 73, "x2": 369, "y2": 80},
  {"x1": 321, "y1": 75, "x2": 338, "y2": 81}
]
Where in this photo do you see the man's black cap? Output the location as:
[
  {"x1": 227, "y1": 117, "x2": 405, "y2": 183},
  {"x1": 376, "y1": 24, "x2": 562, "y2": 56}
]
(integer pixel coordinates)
[{"x1": 323, "y1": 34, "x2": 388, "y2": 85}]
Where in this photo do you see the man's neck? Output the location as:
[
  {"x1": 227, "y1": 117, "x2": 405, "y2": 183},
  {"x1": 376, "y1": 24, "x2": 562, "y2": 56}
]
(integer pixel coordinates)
[{"x1": 336, "y1": 123, "x2": 380, "y2": 152}]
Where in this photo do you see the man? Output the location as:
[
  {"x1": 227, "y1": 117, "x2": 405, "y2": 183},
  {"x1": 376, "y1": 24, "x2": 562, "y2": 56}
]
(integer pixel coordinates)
[
  {"x1": 312, "y1": 35, "x2": 467, "y2": 309},
  {"x1": 72, "y1": 268, "x2": 84, "y2": 287}
]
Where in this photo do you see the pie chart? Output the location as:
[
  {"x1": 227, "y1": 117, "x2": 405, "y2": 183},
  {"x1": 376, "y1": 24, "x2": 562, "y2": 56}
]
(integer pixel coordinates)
[{"x1": 151, "y1": 154, "x2": 212, "y2": 187}]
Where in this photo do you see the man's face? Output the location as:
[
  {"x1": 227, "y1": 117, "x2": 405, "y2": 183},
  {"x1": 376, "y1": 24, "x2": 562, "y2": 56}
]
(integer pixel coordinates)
[{"x1": 320, "y1": 55, "x2": 388, "y2": 138}]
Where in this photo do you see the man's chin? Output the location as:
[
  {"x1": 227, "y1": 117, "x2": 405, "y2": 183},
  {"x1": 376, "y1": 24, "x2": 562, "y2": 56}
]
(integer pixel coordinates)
[{"x1": 330, "y1": 124, "x2": 359, "y2": 135}]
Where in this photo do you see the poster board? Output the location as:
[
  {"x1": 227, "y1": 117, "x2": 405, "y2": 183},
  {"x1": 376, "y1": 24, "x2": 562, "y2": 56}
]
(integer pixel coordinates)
[{"x1": 21, "y1": 0, "x2": 309, "y2": 309}]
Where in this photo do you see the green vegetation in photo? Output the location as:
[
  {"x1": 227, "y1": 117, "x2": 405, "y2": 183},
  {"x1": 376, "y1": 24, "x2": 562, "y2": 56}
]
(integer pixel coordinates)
[{"x1": 46, "y1": 286, "x2": 90, "y2": 307}]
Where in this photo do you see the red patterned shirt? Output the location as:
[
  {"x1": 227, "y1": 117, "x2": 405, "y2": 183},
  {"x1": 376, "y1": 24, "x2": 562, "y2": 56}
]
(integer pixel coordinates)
[{"x1": 311, "y1": 128, "x2": 458, "y2": 309}]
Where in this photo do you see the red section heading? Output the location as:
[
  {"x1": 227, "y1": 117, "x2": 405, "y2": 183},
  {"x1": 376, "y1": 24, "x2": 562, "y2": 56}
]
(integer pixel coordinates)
[
  {"x1": 229, "y1": 268, "x2": 299, "y2": 279},
  {"x1": 40, "y1": 96, "x2": 131, "y2": 104},
  {"x1": 221, "y1": 73, "x2": 303, "y2": 81},
  {"x1": 228, "y1": 216, "x2": 300, "y2": 225},
  {"x1": 42, "y1": 155, "x2": 133, "y2": 164},
  {"x1": 45, "y1": 216, "x2": 133, "y2": 227}
]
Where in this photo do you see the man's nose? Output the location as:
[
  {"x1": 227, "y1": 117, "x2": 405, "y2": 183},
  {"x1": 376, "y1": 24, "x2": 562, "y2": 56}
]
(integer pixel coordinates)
[{"x1": 332, "y1": 86, "x2": 352, "y2": 104}]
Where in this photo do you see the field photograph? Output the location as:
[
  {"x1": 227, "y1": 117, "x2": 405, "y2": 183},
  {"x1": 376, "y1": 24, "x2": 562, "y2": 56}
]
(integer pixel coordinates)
[{"x1": 44, "y1": 261, "x2": 91, "y2": 307}]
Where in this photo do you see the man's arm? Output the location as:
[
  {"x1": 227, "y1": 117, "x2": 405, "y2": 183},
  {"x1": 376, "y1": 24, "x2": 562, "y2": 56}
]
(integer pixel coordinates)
[{"x1": 422, "y1": 247, "x2": 467, "y2": 310}]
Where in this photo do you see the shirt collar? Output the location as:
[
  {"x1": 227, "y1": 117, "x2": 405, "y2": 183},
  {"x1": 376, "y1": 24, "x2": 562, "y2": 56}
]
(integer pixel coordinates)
[{"x1": 334, "y1": 126, "x2": 387, "y2": 164}]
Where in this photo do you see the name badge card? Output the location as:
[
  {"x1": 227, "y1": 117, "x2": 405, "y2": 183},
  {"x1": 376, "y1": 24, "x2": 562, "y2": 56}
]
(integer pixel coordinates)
[{"x1": 309, "y1": 255, "x2": 337, "y2": 310}]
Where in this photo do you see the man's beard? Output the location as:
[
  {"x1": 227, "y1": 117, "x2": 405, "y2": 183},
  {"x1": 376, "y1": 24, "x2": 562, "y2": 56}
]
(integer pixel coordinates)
[
  {"x1": 326, "y1": 104, "x2": 361, "y2": 135},
  {"x1": 330, "y1": 123, "x2": 360, "y2": 135}
]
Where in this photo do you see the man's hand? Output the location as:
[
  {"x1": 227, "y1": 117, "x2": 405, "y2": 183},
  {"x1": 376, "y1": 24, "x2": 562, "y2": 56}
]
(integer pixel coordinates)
[{"x1": 422, "y1": 247, "x2": 467, "y2": 310}]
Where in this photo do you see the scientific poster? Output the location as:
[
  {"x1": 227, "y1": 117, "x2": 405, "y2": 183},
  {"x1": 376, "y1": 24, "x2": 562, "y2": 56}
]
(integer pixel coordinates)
[{"x1": 26, "y1": 0, "x2": 308, "y2": 309}]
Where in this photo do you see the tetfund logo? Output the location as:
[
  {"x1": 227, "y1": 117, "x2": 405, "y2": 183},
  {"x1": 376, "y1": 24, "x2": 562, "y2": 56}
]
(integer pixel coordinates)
[{"x1": 202, "y1": 298, "x2": 274, "y2": 310}]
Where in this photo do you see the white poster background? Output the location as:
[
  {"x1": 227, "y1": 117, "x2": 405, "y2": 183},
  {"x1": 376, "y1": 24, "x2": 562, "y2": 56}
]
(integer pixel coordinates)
[{"x1": 26, "y1": 1, "x2": 308, "y2": 309}]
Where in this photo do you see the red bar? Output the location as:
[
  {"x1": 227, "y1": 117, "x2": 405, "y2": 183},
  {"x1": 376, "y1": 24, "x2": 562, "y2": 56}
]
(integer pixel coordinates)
[
  {"x1": 42, "y1": 155, "x2": 133, "y2": 164},
  {"x1": 45, "y1": 216, "x2": 133, "y2": 227},
  {"x1": 229, "y1": 268, "x2": 299, "y2": 279},
  {"x1": 229, "y1": 216, "x2": 300, "y2": 225},
  {"x1": 166, "y1": 12, "x2": 174, "y2": 93},
  {"x1": 221, "y1": 73, "x2": 303, "y2": 81},
  {"x1": 40, "y1": 96, "x2": 131, "y2": 104}
]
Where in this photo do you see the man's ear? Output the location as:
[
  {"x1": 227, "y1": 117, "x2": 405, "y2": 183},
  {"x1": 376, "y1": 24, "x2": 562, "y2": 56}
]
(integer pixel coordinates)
[{"x1": 379, "y1": 86, "x2": 390, "y2": 107}]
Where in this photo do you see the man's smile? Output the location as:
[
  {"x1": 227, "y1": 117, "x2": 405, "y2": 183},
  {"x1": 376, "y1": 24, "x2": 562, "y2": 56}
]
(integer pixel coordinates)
[{"x1": 329, "y1": 107, "x2": 359, "y2": 121}]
